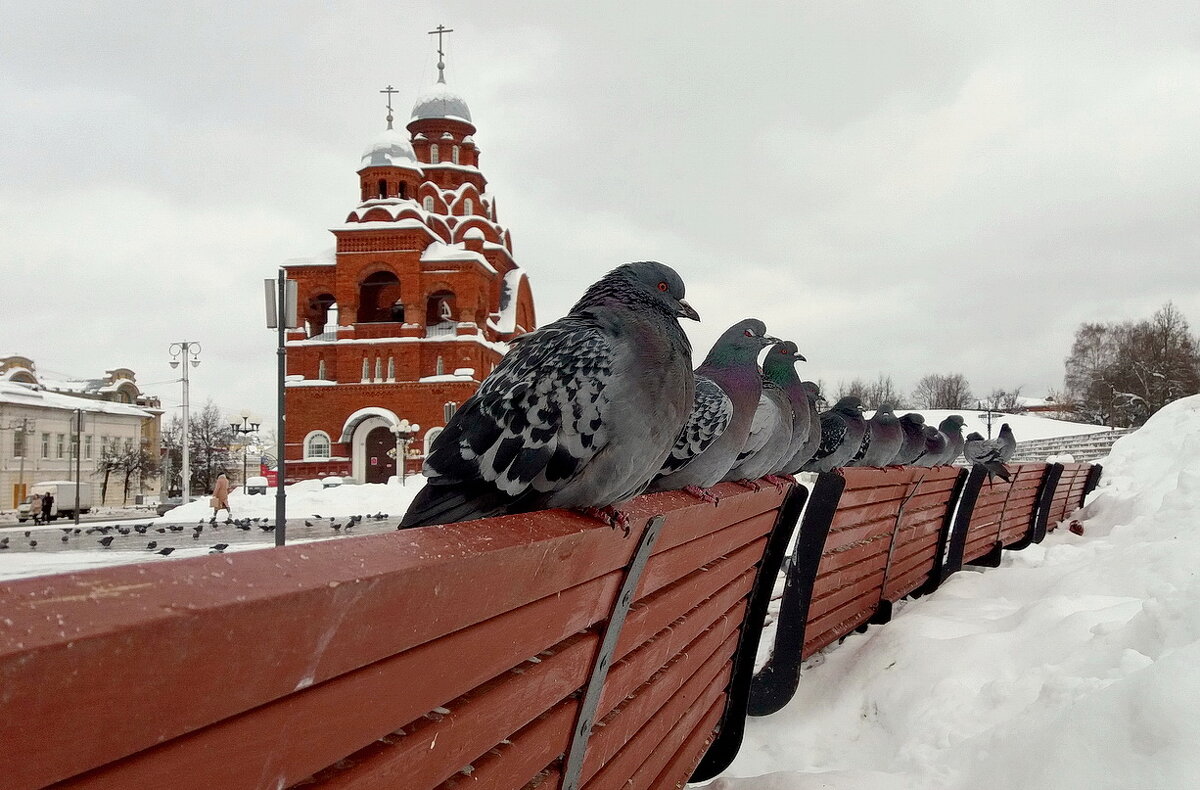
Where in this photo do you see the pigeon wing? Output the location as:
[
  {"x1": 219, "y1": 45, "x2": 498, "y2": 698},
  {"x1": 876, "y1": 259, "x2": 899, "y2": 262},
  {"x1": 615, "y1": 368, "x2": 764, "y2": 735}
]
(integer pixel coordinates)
[
  {"x1": 734, "y1": 391, "x2": 777, "y2": 463},
  {"x1": 658, "y1": 376, "x2": 732, "y2": 475},
  {"x1": 423, "y1": 315, "x2": 614, "y2": 498},
  {"x1": 811, "y1": 412, "x2": 847, "y2": 462}
]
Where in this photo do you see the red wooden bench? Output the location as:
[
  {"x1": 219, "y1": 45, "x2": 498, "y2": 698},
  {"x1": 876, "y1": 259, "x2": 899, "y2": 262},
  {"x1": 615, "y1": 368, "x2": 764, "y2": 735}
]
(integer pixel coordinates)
[
  {"x1": 0, "y1": 483, "x2": 805, "y2": 790},
  {"x1": 951, "y1": 463, "x2": 1051, "y2": 567},
  {"x1": 1044, "y1": 462, "x2": 1099, "y2": 529}
]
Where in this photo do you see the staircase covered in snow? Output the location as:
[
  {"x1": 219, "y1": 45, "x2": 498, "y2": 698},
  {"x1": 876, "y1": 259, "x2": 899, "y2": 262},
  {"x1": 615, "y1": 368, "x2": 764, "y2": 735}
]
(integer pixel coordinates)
[{"x1": 1011, "y1": 428, "x2": 1134, "y2": 463}]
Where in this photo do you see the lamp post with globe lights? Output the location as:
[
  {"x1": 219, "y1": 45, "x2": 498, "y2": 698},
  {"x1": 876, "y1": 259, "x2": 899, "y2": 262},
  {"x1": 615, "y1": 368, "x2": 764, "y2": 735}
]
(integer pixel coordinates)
[
  {"x1": 391, "y1": 420, "x2": 420, "y2": 484},
  {"x1": 229, "y1": 411, "x2": 260, "y2": 494},
  {"x1": 168, "y1": 341, "x2": 201, "y2": 506}
]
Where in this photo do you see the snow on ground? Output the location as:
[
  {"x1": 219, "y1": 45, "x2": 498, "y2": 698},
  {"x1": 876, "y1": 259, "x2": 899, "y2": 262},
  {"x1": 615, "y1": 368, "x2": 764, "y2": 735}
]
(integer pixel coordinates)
[
  {"x1": 712, "y1": 394, "x2": 1200, "y2": 790},
  {"x1": 872, "y1": 408, "x2": 1113, "y2": 443}
]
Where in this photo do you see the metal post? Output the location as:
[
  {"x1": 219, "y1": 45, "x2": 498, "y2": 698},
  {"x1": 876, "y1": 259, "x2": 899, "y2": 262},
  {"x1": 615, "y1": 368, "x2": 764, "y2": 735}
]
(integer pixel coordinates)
[
  {"x1": 275, "y1": 270, "x2": 287, "y2": 547},
  {"x1": 74, "y1": 409, "x2": 82, "y2": 525},
  {"x1": 169, "y1": 342, "x2": 201, "y2": 509}
]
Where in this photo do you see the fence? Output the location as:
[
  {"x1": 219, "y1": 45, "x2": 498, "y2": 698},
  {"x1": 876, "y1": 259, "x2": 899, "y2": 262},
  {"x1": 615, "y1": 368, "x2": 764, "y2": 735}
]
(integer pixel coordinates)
[{"x1": 0, "y1": 461, "x2": 1101, "y2": 789}]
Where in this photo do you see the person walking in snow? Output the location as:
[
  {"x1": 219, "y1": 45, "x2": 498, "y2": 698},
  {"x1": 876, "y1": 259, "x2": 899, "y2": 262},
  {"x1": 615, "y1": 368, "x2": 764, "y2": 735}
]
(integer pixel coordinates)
[
  {"x1": 41, "y1": 492, "x2": 54, "y2": 523},
  {"x1": 210, "y1": 473, "x2": 232, "y2": 523},
  {"x1": 30, "y1": 493, "x2": 43, "y2": 525}
]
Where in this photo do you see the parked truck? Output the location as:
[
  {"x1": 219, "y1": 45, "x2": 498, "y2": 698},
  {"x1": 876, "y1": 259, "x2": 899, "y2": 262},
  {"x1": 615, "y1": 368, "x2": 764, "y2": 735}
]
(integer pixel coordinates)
[{"x1": 17, "y1": 481, "x2": 94, "y2": 522}]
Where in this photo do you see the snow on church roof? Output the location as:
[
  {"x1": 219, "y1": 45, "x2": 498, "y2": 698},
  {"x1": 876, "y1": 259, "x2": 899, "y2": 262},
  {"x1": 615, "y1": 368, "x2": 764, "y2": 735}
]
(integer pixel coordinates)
[
  {"x1": 421, "y1": 241, "x2": 496, "y2": 274},
  {"x1": 360, "y1": 128, "x2": 420, "y2": 169},
  {"x1": 411, "y1": 80, "x2": 473, "y2": 124},
  {"x1": 492, "y1": 268, "x2": 528, "y2": 334}
]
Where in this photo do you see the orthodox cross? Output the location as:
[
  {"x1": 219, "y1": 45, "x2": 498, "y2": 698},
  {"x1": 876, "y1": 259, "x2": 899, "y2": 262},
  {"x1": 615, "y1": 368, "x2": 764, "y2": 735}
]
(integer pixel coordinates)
[
  {"x1": 428, "y1": 24, "x2": 455, "y2": 81},
  {"x1": 380, "y1": 84, "x2": 398, "y2": 129}
]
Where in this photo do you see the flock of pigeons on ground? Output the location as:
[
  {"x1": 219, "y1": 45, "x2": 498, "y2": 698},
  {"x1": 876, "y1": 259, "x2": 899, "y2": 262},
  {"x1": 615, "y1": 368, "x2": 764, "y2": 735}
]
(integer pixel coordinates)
[{"x1": 401, "y1": 262, "x2": 1021, "y2": 529}]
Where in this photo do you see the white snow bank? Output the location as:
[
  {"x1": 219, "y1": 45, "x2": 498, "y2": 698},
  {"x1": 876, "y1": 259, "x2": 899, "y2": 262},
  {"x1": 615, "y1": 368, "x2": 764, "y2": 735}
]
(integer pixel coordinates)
[
  {"x1": 713, "y1": 394, "x2": 1200, "y2": 790},
  {"x1": 166, "y1": 478, "x2": 423, "y2": 522}
]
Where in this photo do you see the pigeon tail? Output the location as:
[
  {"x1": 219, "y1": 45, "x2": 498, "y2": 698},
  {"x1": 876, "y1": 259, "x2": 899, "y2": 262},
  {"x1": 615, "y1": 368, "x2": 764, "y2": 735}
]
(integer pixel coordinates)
[{"x1": 399, "y1": 480, "x2": 528, "y2": 528}]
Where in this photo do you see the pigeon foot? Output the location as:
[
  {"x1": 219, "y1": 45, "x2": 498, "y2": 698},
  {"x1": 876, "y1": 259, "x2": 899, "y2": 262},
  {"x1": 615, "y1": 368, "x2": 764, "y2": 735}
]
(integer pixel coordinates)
[
  {"x1": 735, "y1": 479, "x2": 763, "y2": 492},
  {"x1": 682, "y1": 485, "x2": 721, "y2": 506},
  {"x1": 576, "y1": 506, "x2": 631, "y2": 535},
  {"x1": 763, "y1": 475, "x2": 791, "y2": 492}
]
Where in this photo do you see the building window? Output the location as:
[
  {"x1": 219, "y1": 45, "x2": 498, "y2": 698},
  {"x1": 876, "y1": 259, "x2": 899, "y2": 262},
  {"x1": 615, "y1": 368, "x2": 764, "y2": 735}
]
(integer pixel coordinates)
[
  {"x1": 375, "y1": 356, "x2": 382, "y2": 381},
  {"x1": 318, "y1": 358, "x2": 327, "y2": 380},
  {"x1": 361, "y1": 357, "x2": 370, "y2": 381},
  {"x1": 304, "y1": 431, "x2": 331, "y2": 460},
  {"x1": 124, "y1": 438, "x2": 133, "y2": 453},
  {"x1": 41, "y1": 433, "x2": 50, "y2": 458},
  {"x1": 398, "y1": 182, "x2": 407, "y2": 199},
  {"x1": 423, "y1": 196, "x2": 435, "y2": 212},
  {"x1": 377, "y1": 178, "x2": 387, "y2": 199},
  {"x1": 464, "y1": 198, "x2": 473, "y2": 215},
  {"x1": 84, "y1": 435, "x2": 93, "y2": 460},
  {"x1": 452, "y1": 145, "x2": 460, "y2": 164},
  {"x1": 56, "y1": 434, "x2": 65, "y2": 459},
  {"x1": 430, "y1": 144, "x2": 439, "y2": 164},
  {"x1": 13, "y1": 430, "x2": 25, "y2": 458},
  {"x1": 387, "y1": 357, "x2": 395, "y2": 381}
]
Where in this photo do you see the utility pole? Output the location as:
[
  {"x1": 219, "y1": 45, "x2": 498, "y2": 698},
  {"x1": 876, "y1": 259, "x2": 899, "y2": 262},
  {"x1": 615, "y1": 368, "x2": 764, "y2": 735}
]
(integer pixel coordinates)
[
  {"x1": 4, "y1": 417, "x2": 35, "y2": 508},
  {"x1": 168, "y1": 342, "x2": 201, "y2": 506},
  {"x1": 73, "y1": 409, "x2": 83, "y2": 525},
  {"x1": 265, "y1": 270, "x2": 297, "y2": 546}
]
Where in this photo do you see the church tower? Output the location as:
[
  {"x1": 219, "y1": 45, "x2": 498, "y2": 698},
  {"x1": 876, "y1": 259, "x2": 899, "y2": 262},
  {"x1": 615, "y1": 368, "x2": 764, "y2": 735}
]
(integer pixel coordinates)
[{"x1": 282, "y1": 29, "x2": 536, "y2": 484}]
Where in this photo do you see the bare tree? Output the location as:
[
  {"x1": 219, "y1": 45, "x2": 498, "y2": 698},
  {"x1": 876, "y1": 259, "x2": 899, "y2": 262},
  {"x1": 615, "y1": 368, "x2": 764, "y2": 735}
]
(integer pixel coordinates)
[
  {"x1": 839, "y1": 375, "x2": 905, "y2": 409},
  {"x1": 983, "y1": 386, "x2": 1026, "y2": 413},
  {"x1": 910, "y1": 373, "x2": 973, "y2": 409}
]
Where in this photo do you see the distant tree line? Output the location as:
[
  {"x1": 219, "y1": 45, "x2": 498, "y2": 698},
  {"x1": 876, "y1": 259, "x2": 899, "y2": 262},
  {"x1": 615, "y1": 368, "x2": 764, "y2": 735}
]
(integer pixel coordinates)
[
  {"x1": 1063, "y1": 302, "x2": 1200, "y2": 427},
  {"x1": 159, "y1": 399, "x2": 237, "y2": 495}
]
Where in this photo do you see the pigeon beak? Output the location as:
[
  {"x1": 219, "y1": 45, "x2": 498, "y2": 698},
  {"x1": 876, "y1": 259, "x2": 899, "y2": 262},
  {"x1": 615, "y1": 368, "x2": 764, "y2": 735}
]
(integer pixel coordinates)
[
  {"x1": 676, "y1": 299, "x2": 701, "y2": 322},
  {"x1": 793, "y1": 352, "x2": 807, "y2": 362}
]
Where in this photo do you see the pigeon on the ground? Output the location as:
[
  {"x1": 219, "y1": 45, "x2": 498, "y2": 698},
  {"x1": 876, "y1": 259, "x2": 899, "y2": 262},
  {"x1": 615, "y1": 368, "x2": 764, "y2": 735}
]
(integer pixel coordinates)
[
  {"x1": 911, "y1": 425, "x2": 948, "y2": 467},
  {"x1": 146, "y1": 541, "x2": 158, "y2": 550},
  {"x1": 724, "y1": 341, "x2": 805, "y2": 483},
  {"x1": 963, "y1": 432, "x2": 1012, "y2": 482},
  {"x1": 157, "y1": 547, "x2": 175, "y2": 556},
  {"x1": 98, "y1": 536, "x2": 115, "y2": 547},
  {"x1": 803, "y1": 397, "x2": 867, "y2": 473},
  {"x1": 781, "y1": 381, "x2": 823, "y2": 474},
  {"x1": 857, "y1": 404, "x2": 905, "y2": 467},
  {"x1": 891, "y1": 413, "x2": 928, "y2": 465},
  {"x1": 935, "y1": 415, "x2": 967, "y2": 465},
  {"x1": 996, "y1": 423, "x2": 1017, "y2": 462},
  {"x1": 402, "y1": 261, "x2": 700, "y2": 528},
  {"x1": 647, "y1": 319, "x2": 779, "y2": 497}
]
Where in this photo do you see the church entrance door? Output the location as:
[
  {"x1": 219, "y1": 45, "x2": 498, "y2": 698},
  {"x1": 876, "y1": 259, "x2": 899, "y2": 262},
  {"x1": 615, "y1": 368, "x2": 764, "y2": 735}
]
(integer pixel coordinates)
[{"x1": 364, "y1": 427, "x2": 395, "y2": 484}]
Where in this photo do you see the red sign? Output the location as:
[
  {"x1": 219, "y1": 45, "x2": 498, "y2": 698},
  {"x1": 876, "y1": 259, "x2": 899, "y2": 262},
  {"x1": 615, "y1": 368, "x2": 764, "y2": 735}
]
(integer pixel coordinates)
[{"x1": 263, "y1": 470, "x2": 278, "y2": 486}]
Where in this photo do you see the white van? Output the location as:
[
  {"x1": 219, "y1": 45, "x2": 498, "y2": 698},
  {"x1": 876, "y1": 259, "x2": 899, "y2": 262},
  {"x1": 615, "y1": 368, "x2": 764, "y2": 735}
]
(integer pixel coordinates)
[{"x1": 17, "y1": 481, "x2": 94, "y2": 522}]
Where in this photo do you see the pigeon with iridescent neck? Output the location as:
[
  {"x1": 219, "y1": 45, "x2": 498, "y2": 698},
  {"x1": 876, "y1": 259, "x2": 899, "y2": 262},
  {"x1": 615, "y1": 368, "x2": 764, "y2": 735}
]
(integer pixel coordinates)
[
  {"x1": 724, "y1": 341, "x2": 806, "y2": 484},
  {"x1": 964, "y1": 432, "x2": 1012, "y2": 482},
  {"x1": 803, "y1": 396, "x2": 867, "y2": 473},
  {"x1": 856, "y1": 404, "x2": 904, "y2": 467},
  {"x1": 401, "y1": 261, "x2": 699, "y2": 528},
  {"x1": 911, "y1": 425, "x2": 948, "y2": 468},
  {"x1": 935, "y1": 415, "x2": 967, "y2": 465},
  {"x1": 649, "y1": 319, "x2": 780, "y2": 499},
  {"x1": 891, "y1": 413, "x2": 928, "y2": 465},
  {"x1": 781, "y1": 381, "x2": 822, "y2": 474},
  {"x1": 996, "y1": 423, "x2": 1017, "y2": 462}
]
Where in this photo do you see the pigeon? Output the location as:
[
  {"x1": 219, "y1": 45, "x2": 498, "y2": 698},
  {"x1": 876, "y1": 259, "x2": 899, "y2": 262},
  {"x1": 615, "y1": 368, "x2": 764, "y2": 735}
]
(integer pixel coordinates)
[
  {"x1": 856, "y1": 404, "x2": 904, "y2": 467},
  {"x1": 935, "y1": 415, "x2": 967, "y2": 465},
  {"x1": 803, "y1": 397, "x2": 867, "y2": 473},
  {"x1": 724, "y1": 341, "x2": 806, "y2": 483},
  {"x1": 846, "y1": 412, "x2": 874, "y2": 467},
  {"x1": 61, "y1": 534, "x2": 69, "y2": 542},
  {"x1": 304, "y1": 520, "x2": 314, "y2": 527},
  {"x1": 157, "y1": 547, "x2": 175, "y2": 556},
  {"x1": 781, "y1": 381, "x2": 823, "y2": 474},
  {"x1": 98, "y1": 536, "x2": 115, "y2": 547},
  {"x1": 891, "y1": 413, "x2": 928, "y2": 465},
  {"x1": 996, "y1": 423, "x2": 1017, "y2": 462},
  {"x1": 963, "y1": 432, "x2": 1012, "y2": 482},
  {"x1": 29, "y1": 540, "x2": 37, "y2": 548},
  {"x1": 647, "y1": 319, "x2": 780, "y2": 497},
  {"x1": 146, "y1": 541, "x2": 158, "y2": 550},
  {"x1": 911, "y1": 425, "x2": 948, "y2": 467},
  {"x1": 402, "y1": 261, "x2": 700, "y2": 528},
  {"x1": 210, "y1": 543, "x2": 229, "y2": 553}
]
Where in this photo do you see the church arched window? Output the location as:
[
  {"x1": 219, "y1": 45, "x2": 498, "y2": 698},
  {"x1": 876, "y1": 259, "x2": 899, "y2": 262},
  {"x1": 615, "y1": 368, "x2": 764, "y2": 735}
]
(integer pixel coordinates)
[
  {"x1": 423, "y1": 196, "x2": 435, "y2": 212},
  {"x1": 464, "y1": 198, "x2": 474, "y2": 215},
  {"x1": 304, "y1": 431, "x2": 331, "y2": 460},
  {"x1": 452, "y1": 146, "x2": 460, "y2": 164},
  {"x1": 430, "y1": 144, "x2": 440, "y2": 164},
  {"x1": 377, "y1": 179, "x2": 387, "y2": 199}
]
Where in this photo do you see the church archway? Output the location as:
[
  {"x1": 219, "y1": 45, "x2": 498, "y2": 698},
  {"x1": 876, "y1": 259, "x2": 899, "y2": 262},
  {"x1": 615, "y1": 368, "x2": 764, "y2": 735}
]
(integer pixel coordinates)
[{"x1": 357, "y1": 270, "x2": 401, "y2": 323}]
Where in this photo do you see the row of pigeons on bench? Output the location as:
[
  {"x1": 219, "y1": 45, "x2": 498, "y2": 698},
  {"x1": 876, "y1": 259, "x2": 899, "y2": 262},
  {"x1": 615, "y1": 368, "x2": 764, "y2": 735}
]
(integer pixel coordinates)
[{"x1": 401, "y1": 262, "x2": 1017, "y2": 529}]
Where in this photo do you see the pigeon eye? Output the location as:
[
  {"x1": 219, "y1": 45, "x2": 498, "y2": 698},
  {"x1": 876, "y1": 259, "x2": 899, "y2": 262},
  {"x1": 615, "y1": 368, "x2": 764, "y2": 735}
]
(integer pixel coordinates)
[
  {"x1": 744, "y1": 329, "x2": 754, "y2": 338},
  {"x1": 657, "y1": 282, "x2": 669, "y2": 292}
]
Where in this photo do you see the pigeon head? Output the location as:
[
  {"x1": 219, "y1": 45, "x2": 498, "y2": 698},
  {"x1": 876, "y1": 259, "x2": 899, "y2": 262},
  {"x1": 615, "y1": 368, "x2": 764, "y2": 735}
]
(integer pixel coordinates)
[
  {"x1": 999, "y1": 423, "x2": 1013, "y2": 437},
  {"x1": 762, "y1": 341, "x2": 806, "y2": 383},
  {"x1": 966, "y1": 431, "x2": 985, "y2": 442},
  {"x1": 831, "y1": 396, "x2": 863, "y2": 414},
  {"x1": 573, "y1": 261, "x2": 700, "y2": 321},
  {"x1": 702, "y1": 319, "x2": 780, "y2": 366},
  {"x1": 873, "y1": 403, "x2": 900, "y2": 423},
  {"x1": 899, "y1": 412, "x2": 926, "y2": 426},
  {"x1": 939, "y1": 415, "x2": 966, "y2": 433},
  {"x1": 802, "y1": 380, "x2": 821, "y2": 400},
  {"x1": 876, "y1": 403, "x2": 896, "y2": 416}
]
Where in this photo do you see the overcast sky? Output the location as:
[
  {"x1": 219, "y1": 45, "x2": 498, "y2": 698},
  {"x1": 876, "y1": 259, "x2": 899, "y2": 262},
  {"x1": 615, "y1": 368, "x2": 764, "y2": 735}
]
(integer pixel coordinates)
[{"x1": 2, "y1": 1, "x2": 1198, "y2": 425}]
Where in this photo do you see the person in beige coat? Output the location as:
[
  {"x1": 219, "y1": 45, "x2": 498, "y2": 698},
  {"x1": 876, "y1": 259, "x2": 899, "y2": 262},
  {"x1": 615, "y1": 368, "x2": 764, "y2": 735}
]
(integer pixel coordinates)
[{"x1": 210, "y1": 473, "x2": 232, "y2": 523}]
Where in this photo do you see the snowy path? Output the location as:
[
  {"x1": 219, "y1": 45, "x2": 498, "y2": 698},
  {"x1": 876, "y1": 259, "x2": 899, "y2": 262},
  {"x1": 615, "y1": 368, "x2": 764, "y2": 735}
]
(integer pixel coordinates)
[{"x1": 711, "y1": 396, "x2": 1200, "y2": 790}]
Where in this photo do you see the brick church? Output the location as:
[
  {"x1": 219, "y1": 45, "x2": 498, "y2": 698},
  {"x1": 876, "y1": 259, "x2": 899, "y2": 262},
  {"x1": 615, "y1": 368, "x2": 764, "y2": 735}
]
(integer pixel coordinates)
[{"x1": 282, "y1": 40, "x2": 536, "y2": 484}]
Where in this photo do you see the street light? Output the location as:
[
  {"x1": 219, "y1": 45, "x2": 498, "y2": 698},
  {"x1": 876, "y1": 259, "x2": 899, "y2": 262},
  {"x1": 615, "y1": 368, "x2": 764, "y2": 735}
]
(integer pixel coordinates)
[
  {"x1": 229, "y1": 410, "x2": 260, "y2": 494},
  {"x1": 391, "y1": 419, "x2": 420, "y2": 485},
  {"x1": 168, "y1": 341, "x2": 201, "y2": 506},
  {"x1": 976, "y1": 400, "x2": 1002, "y2": 440}
]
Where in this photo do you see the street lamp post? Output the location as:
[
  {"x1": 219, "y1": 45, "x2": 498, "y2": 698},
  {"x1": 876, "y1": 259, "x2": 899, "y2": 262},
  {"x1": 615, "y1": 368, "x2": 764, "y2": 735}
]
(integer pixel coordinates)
[
  {"x1": 391, "y1": 420, "x2": 420, "y2": 485},
  {"x1": 229, "y1": 411, "x2": 260, "y2": 494},
  {"x1": 976, "y1": 400, "x2": 1001, "y2": 440},
  {"x1": 168, "y1": 342, "x2": 201, "y2": 506}
]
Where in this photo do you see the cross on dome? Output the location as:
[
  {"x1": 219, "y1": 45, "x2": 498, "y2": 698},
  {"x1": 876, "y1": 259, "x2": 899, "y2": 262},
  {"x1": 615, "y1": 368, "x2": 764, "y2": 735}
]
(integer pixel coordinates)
[
  {"x1": 380, "y1": 84, "x2": 399, "y2": 129},
  {"x1": 428, "y1": 24, "x2": 455, "y2": 83}
]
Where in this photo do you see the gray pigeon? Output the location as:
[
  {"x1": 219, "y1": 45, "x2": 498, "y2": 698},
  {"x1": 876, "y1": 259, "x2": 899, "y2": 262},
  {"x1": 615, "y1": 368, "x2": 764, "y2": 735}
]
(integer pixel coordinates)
[
  {"x1": 803, "y1": 396, "x2": 867, "y2": 473},
  {"x1": 649, "y1": 319, "x2": 780, "y2": 496},
  {"x1": 781, "y1": 381, "x2": 822, "y2": 474},
  {"x1": 724, "y1": 342, "x2": 805, "y2": 483},
  {"x1": 936, "y1": 415, "x2": 967, "y2": 465},
  {"x1": 401, "y1": 261, "x2": 700, "y2": 528},
  {"x1": 996, "y1": 423, "x2": 1017, "y2": 462},
  {"x1": 891, "y1": 412, "x2": 928, "y2": 465},
  {"x1": 856, "y1": 404, "x2": 904, "y2": 467},
  {"x1": 911, "y1": 425, "x2": 947, "y2": 468},
  {"x1": 964, "y1": 431, "x2": 1012, "y2": 482}
]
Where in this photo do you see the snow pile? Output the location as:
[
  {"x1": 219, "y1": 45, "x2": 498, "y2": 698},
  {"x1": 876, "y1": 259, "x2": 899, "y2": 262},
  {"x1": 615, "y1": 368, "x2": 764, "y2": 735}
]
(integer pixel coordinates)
[
  {"x1": 713, "y1": 394, "x2": 1200, "y2": 790},
  {"x1": 166, "y1": 477, "x2": 424, "y2": 522}
]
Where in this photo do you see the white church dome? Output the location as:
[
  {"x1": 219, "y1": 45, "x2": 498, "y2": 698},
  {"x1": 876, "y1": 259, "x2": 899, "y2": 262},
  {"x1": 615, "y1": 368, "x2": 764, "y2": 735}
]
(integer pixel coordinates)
[
  {"x1": 361, "y1": 129, "x2": 419, "y2": 168},
  {"x1": 411, "y1": 80, "x2": 473, "y2": 124}
]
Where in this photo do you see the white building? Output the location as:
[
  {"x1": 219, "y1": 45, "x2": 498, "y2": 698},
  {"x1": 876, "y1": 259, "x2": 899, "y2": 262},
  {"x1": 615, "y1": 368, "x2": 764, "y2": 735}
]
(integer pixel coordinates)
[{"x1": 0, "y1": 355, "x2": 163, "y2": 509}]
